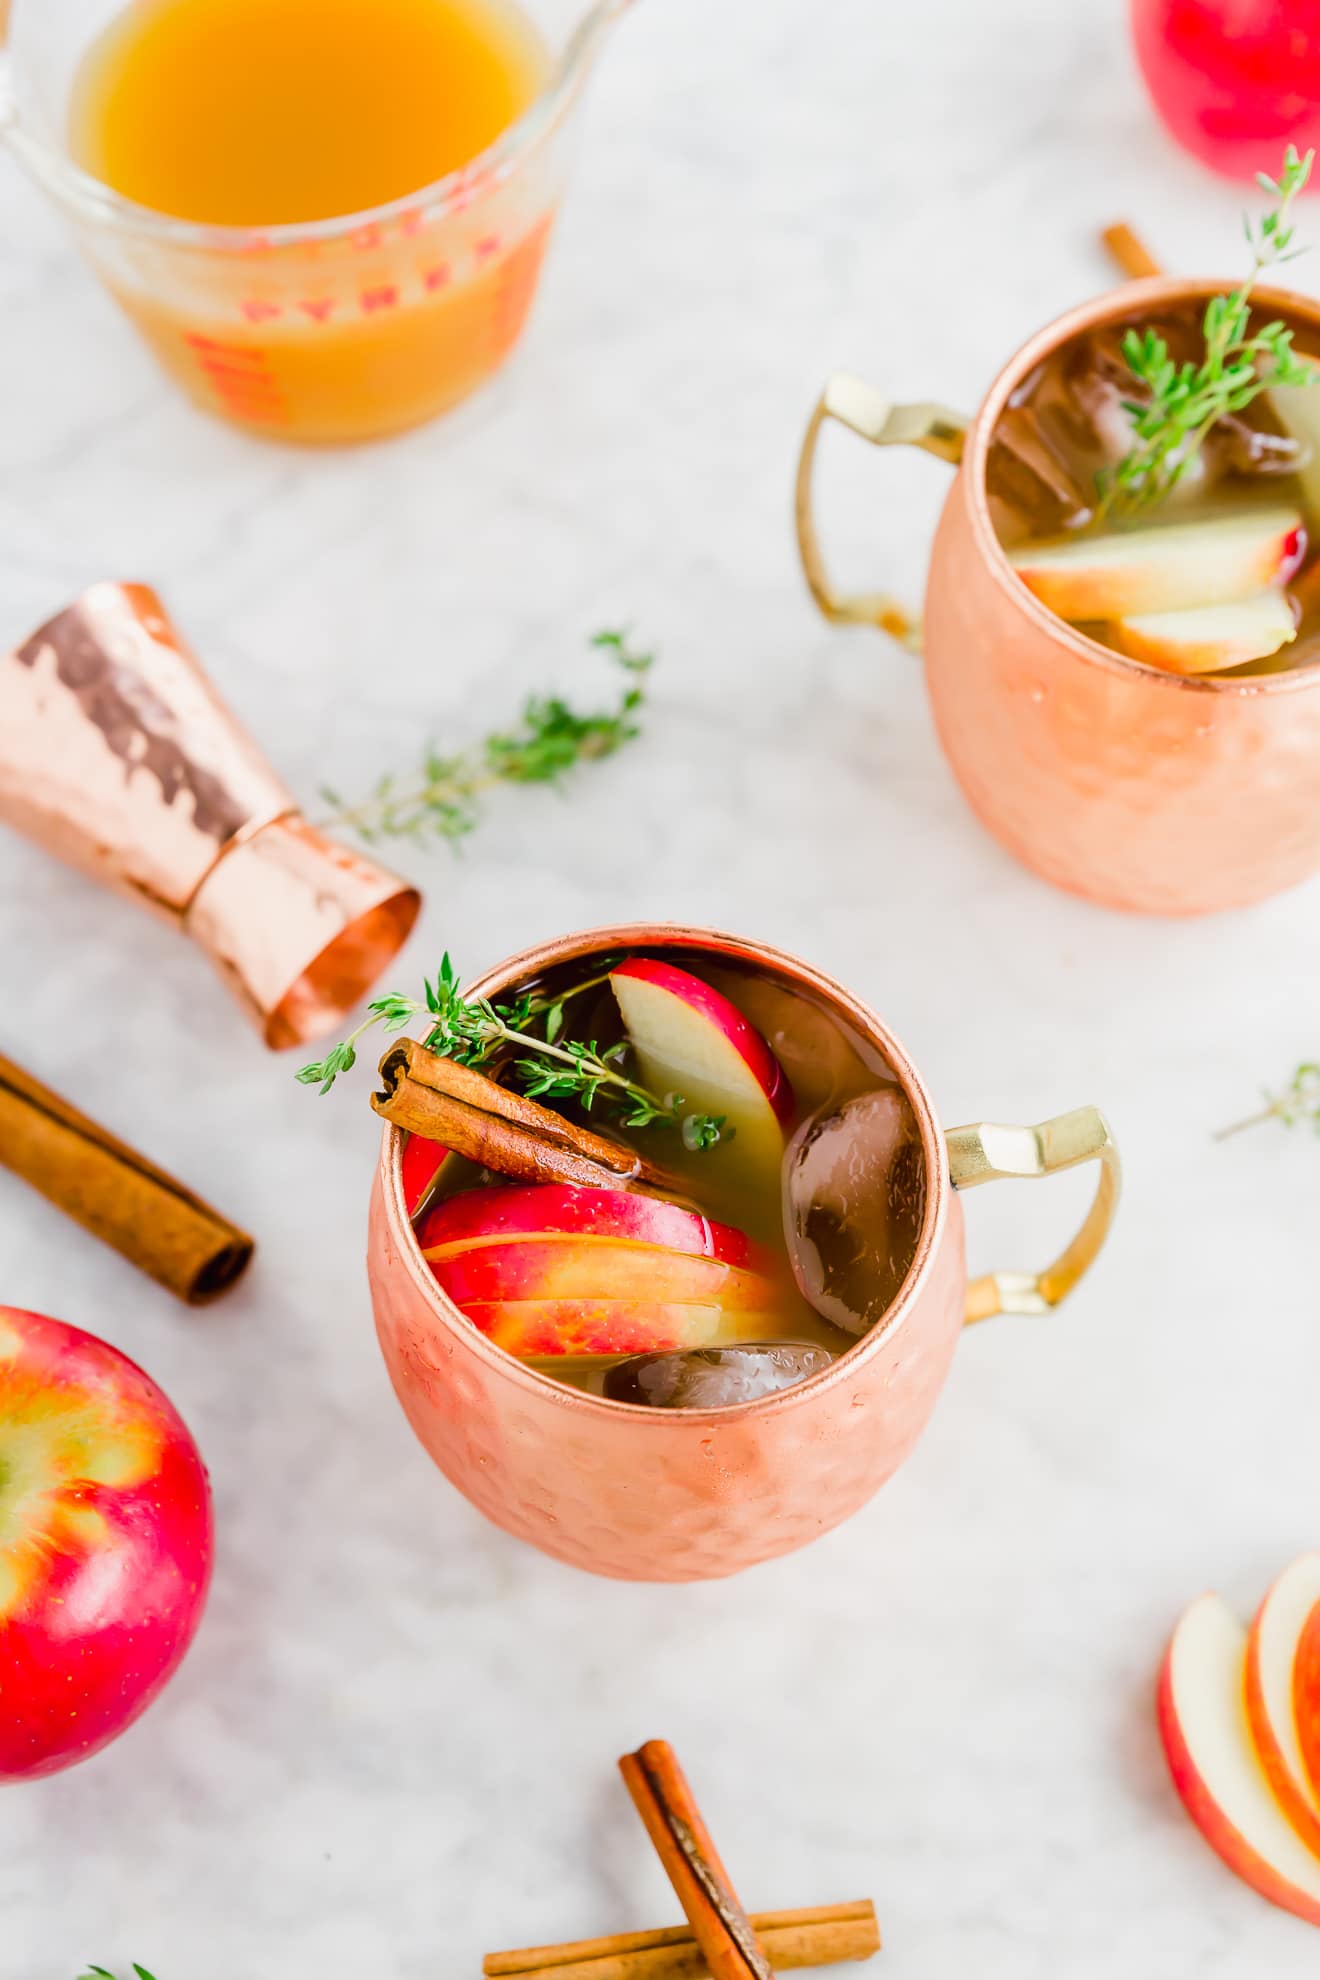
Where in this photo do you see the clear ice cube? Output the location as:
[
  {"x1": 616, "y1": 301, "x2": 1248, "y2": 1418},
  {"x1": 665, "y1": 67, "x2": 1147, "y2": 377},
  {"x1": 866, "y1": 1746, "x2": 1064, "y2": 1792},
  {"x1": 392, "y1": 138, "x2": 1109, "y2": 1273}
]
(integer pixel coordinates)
[
  {"x1": 602, "y1": 1341, "x2": 833, "y2": 1409},
  {"x1": 785, "y1": 1086, "x2": 925, "y2": 1337}
]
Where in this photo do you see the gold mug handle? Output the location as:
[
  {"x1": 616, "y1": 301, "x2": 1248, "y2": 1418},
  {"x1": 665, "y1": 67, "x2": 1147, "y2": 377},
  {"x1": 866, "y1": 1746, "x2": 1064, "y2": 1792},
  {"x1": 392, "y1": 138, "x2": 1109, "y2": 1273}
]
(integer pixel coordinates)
[
  {"x1": 794, "y1": 372, "x2": 969, "y2": 646},
  {"x1": 944, "y1": 1107, "x2": 1121, "y2": 1326}
]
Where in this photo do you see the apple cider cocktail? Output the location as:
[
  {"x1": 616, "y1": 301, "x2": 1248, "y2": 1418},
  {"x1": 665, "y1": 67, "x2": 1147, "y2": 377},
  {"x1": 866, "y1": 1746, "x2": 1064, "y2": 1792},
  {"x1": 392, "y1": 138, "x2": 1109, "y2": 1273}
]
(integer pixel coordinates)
[
  {"x1": 397, "y1": 950, "x2": 926, "y2": 1409},
  {"x1": 991, "y1": 294, "x2": 1320, "y2": 679}
]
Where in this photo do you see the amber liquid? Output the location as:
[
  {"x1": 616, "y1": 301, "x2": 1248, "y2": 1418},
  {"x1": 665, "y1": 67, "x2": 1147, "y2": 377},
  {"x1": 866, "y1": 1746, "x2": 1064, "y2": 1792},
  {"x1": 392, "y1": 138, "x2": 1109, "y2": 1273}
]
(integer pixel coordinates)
[
  {"x1": 989, "y1": 299, "x2": 1320, "y2": 674},
  {"x1": 68, "y1": 0, "x2": 551, "y2": 441},
  {"x1": 410, "y1": 950, "x2": 928, "y2": 1397}
]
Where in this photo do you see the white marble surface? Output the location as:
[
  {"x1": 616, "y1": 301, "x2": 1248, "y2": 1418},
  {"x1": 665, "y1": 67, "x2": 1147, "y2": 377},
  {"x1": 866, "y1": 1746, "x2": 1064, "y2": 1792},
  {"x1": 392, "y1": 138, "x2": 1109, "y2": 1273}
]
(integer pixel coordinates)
[{"x1": 4, "y1": 0, "x2": 1320, "y2": 1972}]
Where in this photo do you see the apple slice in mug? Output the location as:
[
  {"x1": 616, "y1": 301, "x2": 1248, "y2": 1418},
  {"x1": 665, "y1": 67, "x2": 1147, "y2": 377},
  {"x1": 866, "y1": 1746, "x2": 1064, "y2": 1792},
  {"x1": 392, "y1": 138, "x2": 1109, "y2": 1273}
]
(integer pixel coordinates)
[
  {"x1": 401, "y1": 1132, "x2": 449, "y2": 1218},
  {"x1": 610, "y1": 959, "x2": 794, "y2": 1190},
  {"x1": 1246, "y1": 1554, "x2": 1320, "y2": 1859},
  {"x1": 416, "y1": 1183, "x2": 757, "y2": 1267},
  {"x1": 1009, "y1": 506, "x2": 1305, "y2": 621},
  {"x1": 427, "y1": 1237, "x2": 782, "y2": 1312},
  {"x1": 1158, "y1": 1591, "x2": 1320, "y2": 1926},
  {"x1": 462, "y1": 1296, "x2": 786, "y2": 1358},
  {"x1": 1110, "y1": 588, "x2": 1298, "y2": 677}
]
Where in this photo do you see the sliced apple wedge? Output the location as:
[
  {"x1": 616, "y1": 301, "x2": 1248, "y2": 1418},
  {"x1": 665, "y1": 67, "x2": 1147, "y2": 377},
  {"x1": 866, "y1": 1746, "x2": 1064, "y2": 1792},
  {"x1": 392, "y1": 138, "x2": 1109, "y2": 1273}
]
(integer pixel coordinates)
[
  {"x1": 1158, "y1": 1592, "x2": 1320, "y2": 1927},
  {"x1": 610, "y1": 959, "x2": 793, "y2": 1187},
  {"x1": 1247, "y1": 1554, "x2": 1320, "y2": 1858},
  {"x1": 462, "y1": 1296, "x2": 785, "y2": 1358},
  {"x1": 400, "y1": 1133, "x2": 449, "y2": 1218},
  {"x1": 1294, "y1": 1597, "x2": 1320, "y2": 1805},
  {"x1": 416, "y1": 1183, "x2": 756, "y2": 1267},
  {"x1": 1009, "y1": 506, "x2": 1304, "y2": 621},
  {"x1": 426, "y1": 1237, "x2": 782, "y2": 1312},
  {"x1": 1109, "y1": 588, "x2": 1298, "y2": 676}
]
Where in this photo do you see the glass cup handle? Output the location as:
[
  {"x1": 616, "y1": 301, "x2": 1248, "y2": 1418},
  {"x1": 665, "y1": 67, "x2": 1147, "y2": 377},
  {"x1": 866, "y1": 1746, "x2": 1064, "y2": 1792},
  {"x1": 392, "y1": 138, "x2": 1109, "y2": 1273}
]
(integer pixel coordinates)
[
  {"x1": 794, "y1": 372, "x2": 969, "y2": 646},
  {"x1": 945, "y1": 1107, "x2": 1121, "y2": 1326}
]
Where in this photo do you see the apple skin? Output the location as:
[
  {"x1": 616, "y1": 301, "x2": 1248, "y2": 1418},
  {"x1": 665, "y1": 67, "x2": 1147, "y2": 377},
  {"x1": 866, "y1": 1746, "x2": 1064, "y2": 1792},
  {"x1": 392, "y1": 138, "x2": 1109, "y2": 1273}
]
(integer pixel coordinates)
[
  {"x1": 462, "y1": 1297, "x2": 783, "y2": 1358},
  {"x1": 1110, "y1": 589, "x2": 1298, "y2": 677},
  {"x1": 1295, "y1": 1597, "x2": 1320, "y2": 1805},
  {"x1": 1157, "y1": 1591, "x2": 1320, "y2": 1927},
  {"x1": 610, "y1": 959, "x2": 795, "y2": 1127},
  {"x1": 1246, "y1": 1555, "x2": 1320, "y2": 1859},
  {"x1": 416, "y1": 1183, "x2": 756, "y2": 1266},
  {"x1": 426, "y1": 1237, "x2": 781, "y2": 1312},
  {"x1": 400, "y1": 1132, "x2": 448, "y2": 1217},
  {"x1": 0, "y1": 1306, "x2": 213, "y2": 1781},
  {"x1": 1009, "y1": 506, "x2": 1305, "y2": 620}
]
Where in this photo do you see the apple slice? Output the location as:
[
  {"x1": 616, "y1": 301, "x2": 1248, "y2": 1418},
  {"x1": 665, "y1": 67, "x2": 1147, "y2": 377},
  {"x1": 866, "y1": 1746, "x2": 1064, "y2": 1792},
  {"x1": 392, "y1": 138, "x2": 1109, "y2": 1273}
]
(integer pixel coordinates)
[
  {"x1": 462, "y1": 1296, "x2": 783, "y2": 1358},
  {"x1": 1009, "y1": 506, "x2": 1304, "y2": 621},
  {"x1": 426, "y1": 1237, "x2": 782, "y2": 1312},
  {"x1": 610, "y1": 960, "x2": 794, "y2": 1186},
  {"x1": 1294, "y1": 1597, "x2": 1320, "y2": 1805},
  {"x1": 1247, "y1": 1554, "x2": 1320, "y2": 1858},
  {"x1": 416, "y1": 1183, "x2": 755, "y2": 1267},
  {"x1": 400, "y1": 1133, "x2": 449, "y2": 1218},
  {"x1": 1109, "y1": 588, "x2": 1298, "y2": 677},
  {"x1": 1158, "y1": 1591, "x2": 1320, "y2": 1926}
]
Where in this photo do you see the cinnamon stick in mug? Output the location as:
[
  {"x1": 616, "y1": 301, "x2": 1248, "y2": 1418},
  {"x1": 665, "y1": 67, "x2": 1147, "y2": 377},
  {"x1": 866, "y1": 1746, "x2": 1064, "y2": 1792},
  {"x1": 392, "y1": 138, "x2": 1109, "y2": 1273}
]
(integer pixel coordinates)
[
  {"x1": 484, "y1": 1900, "x2": 880, "y2": 1979},
  {"x1": 0, "y1": 1051, "x2": 253, "y2": 1303},
  {"x1": 373, "y1": 1039, "x2": 677, "y2": 1193}
]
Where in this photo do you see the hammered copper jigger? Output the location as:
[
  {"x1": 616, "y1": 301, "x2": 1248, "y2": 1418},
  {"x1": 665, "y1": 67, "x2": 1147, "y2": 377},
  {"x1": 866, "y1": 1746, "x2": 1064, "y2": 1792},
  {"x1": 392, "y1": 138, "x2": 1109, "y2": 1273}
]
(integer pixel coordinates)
[{"x1": 0, "y1": 582, "x2": 421, "y2": 1047}]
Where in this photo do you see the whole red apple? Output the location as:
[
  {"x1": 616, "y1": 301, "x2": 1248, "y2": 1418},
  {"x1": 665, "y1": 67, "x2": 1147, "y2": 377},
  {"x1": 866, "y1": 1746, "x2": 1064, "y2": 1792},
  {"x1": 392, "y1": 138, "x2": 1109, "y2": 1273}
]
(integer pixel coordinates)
[{"x1": 0, "y1": 1305, "x2": 213, "y2": 1781}]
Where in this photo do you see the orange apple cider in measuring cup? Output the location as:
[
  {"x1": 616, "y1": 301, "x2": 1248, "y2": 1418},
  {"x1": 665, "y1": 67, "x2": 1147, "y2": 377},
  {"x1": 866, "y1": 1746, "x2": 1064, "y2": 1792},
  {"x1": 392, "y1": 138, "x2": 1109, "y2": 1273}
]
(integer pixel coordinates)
[{"x1": 68, "y1": 0, "x2": 553, "y2": 442}]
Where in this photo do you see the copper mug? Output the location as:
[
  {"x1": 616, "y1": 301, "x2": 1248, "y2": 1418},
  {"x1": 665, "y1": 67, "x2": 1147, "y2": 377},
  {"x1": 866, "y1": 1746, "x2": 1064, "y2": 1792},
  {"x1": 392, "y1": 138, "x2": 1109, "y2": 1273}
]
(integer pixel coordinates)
[
  {"x1": 796, "y1": 278, "x2": 1320, "y2": 916},
  {"x1": 367, "y1": 924, "x2": 1120, "y2": 1582}
]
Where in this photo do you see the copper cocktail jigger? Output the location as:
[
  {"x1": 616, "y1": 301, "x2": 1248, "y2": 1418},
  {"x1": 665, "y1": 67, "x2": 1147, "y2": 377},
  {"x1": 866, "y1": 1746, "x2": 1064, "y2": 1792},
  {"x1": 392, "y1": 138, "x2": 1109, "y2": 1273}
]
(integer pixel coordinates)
[{"x1": 0, "y1": 582, "x2": 421, "y2": 1048}]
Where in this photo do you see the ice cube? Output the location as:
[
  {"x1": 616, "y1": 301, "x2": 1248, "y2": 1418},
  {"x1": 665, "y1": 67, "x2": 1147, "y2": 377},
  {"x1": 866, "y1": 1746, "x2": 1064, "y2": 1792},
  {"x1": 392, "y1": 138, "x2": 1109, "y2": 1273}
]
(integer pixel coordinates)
[
  {"x1": 986, "y1": 400, "x2": 1094, "y2": 541},
  {"x1": 602, "y1": 1341, "x2": 833, "y2": 1409},
  {"x1": 785, "y1": 1086, "x2": 925, "y2": 1337}
]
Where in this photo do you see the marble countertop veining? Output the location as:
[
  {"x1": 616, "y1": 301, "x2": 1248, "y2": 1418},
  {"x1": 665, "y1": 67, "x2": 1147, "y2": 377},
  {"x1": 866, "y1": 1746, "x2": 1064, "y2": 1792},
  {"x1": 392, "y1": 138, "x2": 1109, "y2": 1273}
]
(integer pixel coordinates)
[{"x1": 5, "y1": 1, "x2": 1320, "y2": 1974}]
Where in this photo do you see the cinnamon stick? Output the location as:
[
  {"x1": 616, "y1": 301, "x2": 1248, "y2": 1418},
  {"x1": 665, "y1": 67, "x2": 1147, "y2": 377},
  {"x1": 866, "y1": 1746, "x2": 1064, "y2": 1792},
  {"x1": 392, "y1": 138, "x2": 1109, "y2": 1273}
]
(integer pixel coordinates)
[
  {"x1": 619, "y1": 1742, "x2": 775, "y2": 1980},
  {"x1": 1101, "y1": 222, "x2": 1164, "y2": 281},
  {"x1": 372, "y1": 1039, "x2": 676, "y2": 1193},
  {"x1": 484, "y1": 1901, "x2": 880, "y2": 1979},
  {"x1": 0, "y1": 1052, "x2": 253, "y2": 1303}
]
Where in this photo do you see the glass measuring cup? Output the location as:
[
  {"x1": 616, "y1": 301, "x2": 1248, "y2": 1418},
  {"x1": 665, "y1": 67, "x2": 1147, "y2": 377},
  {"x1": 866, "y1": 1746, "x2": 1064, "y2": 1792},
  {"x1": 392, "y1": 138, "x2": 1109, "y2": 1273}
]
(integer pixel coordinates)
[{"x1": 0, "y1": 0, "x2": 628, "y2": 444}]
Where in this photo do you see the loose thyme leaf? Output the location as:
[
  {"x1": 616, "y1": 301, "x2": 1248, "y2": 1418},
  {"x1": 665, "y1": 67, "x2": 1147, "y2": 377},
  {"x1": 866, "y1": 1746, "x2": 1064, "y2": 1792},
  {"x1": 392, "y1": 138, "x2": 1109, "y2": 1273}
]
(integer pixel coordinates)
[
  {"x1": 1104, "y1": 145, "x2": 1317, "y2": 517},
  {"x1": 1217, "y1": 1061, "x2": 1320, "y2": 1139},
  {"x1": 320, "y1": 630, "x2": 654, "y2": 847},
  {"x1": 295, "y1": 955, "x2": 727, "y2": 1151}
]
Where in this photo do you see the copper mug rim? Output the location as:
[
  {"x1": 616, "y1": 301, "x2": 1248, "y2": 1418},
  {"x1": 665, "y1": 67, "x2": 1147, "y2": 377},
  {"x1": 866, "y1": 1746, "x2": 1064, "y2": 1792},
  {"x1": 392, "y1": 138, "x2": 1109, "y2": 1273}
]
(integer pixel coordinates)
[
  {"x1": 965, "y1": 274, "x2": 1320, "y2": 701},
  {"x1": 376, "y1": 921, "x2": 953, "y2": 1427}
]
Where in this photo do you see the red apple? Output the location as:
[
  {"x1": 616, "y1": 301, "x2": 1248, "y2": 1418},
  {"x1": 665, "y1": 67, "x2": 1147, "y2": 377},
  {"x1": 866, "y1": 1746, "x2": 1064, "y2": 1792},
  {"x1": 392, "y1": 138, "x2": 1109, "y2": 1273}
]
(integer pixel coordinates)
[
  {"x1": 427, "y1": 1236, "x2": 782, "y2": 1311},
  {"x1": 610, "y1": 959, "x2": 793, "y2": 1188},
  {"x1": 0, "y1": 1305, "x2": 212, "y2": 1781},
  {"x1": 1246, "y1": 1554, "x2": 1320, "y2": 1858},
  {"x1": 1009, "y1": 506, "x2": 1304, "y2": 621},
  {"x1": 462, "y1": 1297, "x2": 785, "y2": 1358},
  {"x1": 1110, "y1": 589, "x2": 1297, "y2": 677},
  {"x1": 1158, "y1": 1591, "x2": 1320, "y2": 1926},
  {"x1": 400, "y1": 1131, "x2": 448, "y2": 1217},
  {"x1": 416, "y1": 1182, "x2": 756, "y2": 1266},
  {"x1": 1294, "y1": 1596, "x2": 1320, "y2": 1804}
]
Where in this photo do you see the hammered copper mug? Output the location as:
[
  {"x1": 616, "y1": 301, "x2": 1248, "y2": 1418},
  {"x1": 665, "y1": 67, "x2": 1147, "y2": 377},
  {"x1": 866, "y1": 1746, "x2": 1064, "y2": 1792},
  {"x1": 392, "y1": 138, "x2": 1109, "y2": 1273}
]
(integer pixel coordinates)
[
  {"x1": 796, "y1": 277, "x2": 1320, "y2": 916},
  {"x1": 367, "y1": 924, "x2": 1120, "y2": 1582}
]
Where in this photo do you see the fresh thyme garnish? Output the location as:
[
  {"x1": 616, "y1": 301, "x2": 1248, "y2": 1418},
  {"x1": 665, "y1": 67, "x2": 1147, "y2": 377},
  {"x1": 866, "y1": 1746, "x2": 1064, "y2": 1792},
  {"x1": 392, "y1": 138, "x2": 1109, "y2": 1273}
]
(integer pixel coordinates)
[
  {"x1": 1102, "y1": 146, "x2": 1317, "y2": 517},
  {"x1": 319, "y1": 630, "x2": 653, "y2": 847},
  {"x1": 1216, "y1": 1061, "x2": 1320, "y2": 1140},
  {"x1": 297, "y1": 954, "x2": 730, "y2": 1153},
  {"x1": 79, "y1": 1967, "x2": 157, "y2": 1979}
]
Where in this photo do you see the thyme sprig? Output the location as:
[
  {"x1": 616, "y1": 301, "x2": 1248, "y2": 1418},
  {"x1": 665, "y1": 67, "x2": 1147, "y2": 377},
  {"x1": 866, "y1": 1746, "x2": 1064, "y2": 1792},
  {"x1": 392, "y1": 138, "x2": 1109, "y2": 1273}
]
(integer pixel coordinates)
[
  {"x1": 80, "y1": 1967, "x2": 157, "y2": 1979},
  {"x1": 1103, "y1": 146, "x2": 1317, "y2": 517},
  {"x1": 1216, "y1": 1061, "x2": 1320, "y2": 1140},
  {"x1": 297, "y1": 954, "x2": 729, "y2": 1153},
  {"x1": 320, "y1": 630, "x2": 653, "y2": 847}
]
